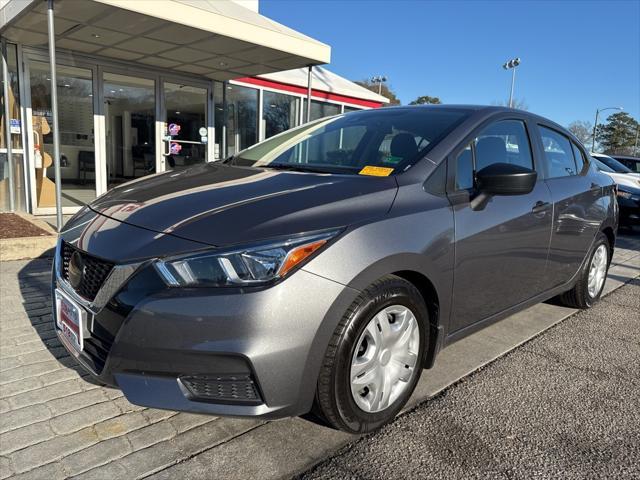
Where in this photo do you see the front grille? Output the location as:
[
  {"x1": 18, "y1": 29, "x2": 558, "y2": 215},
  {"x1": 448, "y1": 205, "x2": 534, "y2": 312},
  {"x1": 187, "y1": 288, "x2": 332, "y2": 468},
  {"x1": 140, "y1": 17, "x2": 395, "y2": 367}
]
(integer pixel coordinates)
[
  {"x1": 61, "y1": 242, "x2": 114, "y2": 301},
  {"x1": 180, "y1": 375, "x2": 262, "y2": 405}
]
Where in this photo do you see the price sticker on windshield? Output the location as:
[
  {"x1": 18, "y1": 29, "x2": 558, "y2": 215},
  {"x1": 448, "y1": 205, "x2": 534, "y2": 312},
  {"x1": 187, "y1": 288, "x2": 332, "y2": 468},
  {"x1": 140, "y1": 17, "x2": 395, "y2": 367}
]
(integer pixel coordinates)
[{"x1": 359, "y1": 166, "x2": 394, "y2": 177}]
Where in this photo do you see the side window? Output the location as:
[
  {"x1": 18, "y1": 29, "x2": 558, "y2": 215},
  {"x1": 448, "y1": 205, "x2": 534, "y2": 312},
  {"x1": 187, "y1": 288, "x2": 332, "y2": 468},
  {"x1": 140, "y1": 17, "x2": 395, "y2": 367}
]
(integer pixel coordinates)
[
  {"x1": 455, "y1": 144, "x2": 473, "y2": 190},
  {"x1": 540, "y1": 126, "x2": 577, "y2": 178},
  {"x1": 571, "y1": 142, "x2": 587, "y2": 174},
  {"x1": 453, "y1": 119, "x2": 533, "y2": 191},
  {"x1": 475, "y1": 120, "x2": 533, "y2": 171}
]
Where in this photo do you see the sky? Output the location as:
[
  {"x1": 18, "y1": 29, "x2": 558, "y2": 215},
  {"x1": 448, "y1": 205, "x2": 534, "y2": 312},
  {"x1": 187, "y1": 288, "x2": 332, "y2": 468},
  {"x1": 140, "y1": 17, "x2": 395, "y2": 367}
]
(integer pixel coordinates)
[{"x1": 260, "y1": 0, "x2": 640, "y2": 127}]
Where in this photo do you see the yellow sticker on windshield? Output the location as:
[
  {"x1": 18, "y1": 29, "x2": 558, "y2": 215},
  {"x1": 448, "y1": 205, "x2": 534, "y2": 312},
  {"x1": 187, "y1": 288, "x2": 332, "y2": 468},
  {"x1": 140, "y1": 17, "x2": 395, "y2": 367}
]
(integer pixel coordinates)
[{"x1": 359, "y1": 166, "x2": 394, "y2": 177}]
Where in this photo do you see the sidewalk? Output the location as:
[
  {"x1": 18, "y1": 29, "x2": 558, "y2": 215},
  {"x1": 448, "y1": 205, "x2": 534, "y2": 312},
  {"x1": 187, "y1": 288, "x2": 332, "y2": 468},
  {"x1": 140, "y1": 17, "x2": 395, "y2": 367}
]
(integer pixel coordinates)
[{"x1": 0, "y1": 234, "x2": 638, "y2": 479}]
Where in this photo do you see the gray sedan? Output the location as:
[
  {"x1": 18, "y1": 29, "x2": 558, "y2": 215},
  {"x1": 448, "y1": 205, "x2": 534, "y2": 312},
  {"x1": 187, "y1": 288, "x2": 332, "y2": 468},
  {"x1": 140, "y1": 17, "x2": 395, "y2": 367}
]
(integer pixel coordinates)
[{"x1": 53, "y1": 105, "x2": 617, "y2": 433}]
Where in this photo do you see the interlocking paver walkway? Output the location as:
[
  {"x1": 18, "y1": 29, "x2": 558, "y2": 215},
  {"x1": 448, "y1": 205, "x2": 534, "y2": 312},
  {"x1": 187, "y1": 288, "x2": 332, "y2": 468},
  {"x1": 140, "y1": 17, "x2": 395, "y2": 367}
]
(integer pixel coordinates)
[{"x1": 0, "y1": 258, "x2": 261, "y2": 480}]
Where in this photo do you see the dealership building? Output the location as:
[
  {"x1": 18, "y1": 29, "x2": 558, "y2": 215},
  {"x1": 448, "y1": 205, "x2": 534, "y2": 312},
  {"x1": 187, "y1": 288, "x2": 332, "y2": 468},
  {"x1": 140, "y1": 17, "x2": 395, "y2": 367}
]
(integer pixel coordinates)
[{"x1": 0, "y1": 0, "x2": 388, "y2": 216}]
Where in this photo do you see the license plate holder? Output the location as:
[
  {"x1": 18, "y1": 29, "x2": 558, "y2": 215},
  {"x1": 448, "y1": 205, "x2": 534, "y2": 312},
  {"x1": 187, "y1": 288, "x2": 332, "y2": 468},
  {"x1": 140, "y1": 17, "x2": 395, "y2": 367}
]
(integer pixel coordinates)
[{"x1": 55, "y1": 289, "x2": 86, "y2": 352}]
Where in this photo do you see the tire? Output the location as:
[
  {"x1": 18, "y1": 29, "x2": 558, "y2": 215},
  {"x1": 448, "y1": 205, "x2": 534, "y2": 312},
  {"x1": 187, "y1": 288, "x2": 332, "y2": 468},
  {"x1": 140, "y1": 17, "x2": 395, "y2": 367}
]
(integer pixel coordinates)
[
  {"x1": 314, "y1": 275, "x2": 428, "y2": 434},
  {"x1": 558, "y1": 232, "x2": 610, "y2": 309}
]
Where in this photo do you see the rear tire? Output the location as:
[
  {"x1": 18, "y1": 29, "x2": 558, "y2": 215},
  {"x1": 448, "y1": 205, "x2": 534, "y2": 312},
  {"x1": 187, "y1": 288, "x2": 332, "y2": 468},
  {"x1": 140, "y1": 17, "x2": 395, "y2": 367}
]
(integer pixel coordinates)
[
  {"x1": 314, "y1": 275, "x2": 428, "y2": 434},
  {"x1": 558, "y1": 232, "x2": 610, "y2": 309}
]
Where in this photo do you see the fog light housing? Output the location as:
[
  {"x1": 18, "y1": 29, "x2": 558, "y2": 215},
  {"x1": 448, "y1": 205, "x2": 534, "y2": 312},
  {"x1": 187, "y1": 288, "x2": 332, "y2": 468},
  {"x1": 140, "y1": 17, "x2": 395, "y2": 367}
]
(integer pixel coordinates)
[{"x1": 179, "y1": 374, "x2": 262, "y2": 405}]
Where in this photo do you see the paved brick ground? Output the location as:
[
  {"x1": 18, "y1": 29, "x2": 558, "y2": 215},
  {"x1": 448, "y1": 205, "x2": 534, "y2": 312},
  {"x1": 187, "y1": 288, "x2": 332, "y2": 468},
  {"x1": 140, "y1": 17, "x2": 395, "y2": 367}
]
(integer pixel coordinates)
[
  {"x1": 0, "y1": 233, "x2": 638, "y2": 479},
  {"x1": 0, "y1": 259, "x2": 263, "y2": 480}
]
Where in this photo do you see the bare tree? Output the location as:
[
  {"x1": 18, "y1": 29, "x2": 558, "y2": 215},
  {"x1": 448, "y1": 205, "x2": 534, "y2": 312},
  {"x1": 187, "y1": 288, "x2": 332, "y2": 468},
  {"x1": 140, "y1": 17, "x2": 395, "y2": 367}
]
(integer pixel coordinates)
[
  {"x1": 567, "y1": 120, "x2": 593, "y2": 146},
  {"x1": 492, "y1": 98, "x2": 529, "y2": 111}
]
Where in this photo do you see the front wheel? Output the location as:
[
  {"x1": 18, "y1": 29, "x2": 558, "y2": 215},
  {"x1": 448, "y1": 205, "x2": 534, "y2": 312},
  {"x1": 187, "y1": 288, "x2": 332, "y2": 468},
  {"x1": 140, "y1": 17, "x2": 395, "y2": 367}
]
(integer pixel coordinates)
[
  {"x1": 558, "y1": 232, "x2": 610, "y2": 309},
  {"x1": 314, "y1": 275, "x2": 428, "y2": 434}
]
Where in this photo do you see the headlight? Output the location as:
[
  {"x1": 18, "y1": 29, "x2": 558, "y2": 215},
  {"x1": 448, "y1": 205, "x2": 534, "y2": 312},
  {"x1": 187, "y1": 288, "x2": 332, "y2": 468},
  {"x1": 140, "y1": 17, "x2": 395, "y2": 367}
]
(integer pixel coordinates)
[{"x1": 154, "y1": 230, "x2": 340, "y2": 287}]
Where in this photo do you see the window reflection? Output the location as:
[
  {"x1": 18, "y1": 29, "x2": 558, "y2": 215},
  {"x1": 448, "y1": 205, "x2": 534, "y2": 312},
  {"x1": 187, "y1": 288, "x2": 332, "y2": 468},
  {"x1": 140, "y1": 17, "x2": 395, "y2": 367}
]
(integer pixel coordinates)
[
  {"x1": 30, "y1": 62, "x2": 95, "y2": 208},
  {"x1": 304, "y1": 100, "x2": 341, "y2": 122},
  {"x1": 226, "y1": 84, "x2": 257, "y2": 156},
  {"x1": 263, "y1": 91, "x2": 300, "y2": 139},
  {"x1": 103, "y1": 73, "x2": 155, "y2": 189}
]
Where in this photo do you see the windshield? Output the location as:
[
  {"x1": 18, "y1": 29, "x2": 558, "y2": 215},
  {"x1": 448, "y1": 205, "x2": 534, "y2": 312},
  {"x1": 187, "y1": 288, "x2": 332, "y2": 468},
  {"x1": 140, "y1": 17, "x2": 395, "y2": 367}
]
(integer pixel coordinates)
[
  {"x1": 227, "y1": 108, "x2": 470, "y2": 175},
  {"x1": 596, "y1": 155, "x2": 633, "y2": 173},
  {"x1": 593, "y1": 158, "x2": 615, "y2": 173}
]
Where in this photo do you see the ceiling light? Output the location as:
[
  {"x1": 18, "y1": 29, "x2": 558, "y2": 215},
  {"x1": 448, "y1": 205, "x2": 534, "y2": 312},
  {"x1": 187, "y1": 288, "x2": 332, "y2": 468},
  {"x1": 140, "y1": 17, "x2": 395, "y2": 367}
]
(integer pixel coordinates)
[{"x1": 91, "y1": 33, "x2": 101, "y2": 39}]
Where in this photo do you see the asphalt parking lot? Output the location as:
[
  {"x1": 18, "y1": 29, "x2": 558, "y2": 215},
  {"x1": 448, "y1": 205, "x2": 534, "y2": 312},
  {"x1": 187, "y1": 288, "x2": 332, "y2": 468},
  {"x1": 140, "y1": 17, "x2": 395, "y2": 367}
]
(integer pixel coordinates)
[
  {"x1": 0, "y1": 233, "x2": 638, "y2": 480},
  {"x1": 301, "y1": 277, "x2": 640, "y2": 480}
]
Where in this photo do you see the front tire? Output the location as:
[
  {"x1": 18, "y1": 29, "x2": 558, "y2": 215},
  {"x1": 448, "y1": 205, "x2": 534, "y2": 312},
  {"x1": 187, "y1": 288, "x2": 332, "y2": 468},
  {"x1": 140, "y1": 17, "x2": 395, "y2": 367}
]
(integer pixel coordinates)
[
  {"x1": 558, "y1": 232, "x2": 610, "y2": 309},
  {"x1": 314, "y1": 275, "x2": 428, "y2": 434}
]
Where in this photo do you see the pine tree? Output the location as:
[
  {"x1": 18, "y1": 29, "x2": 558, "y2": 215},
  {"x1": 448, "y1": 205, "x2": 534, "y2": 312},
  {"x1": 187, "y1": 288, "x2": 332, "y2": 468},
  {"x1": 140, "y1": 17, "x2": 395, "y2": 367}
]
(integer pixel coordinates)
[{"x1": 596, "y1": 112, "x2": 639, "y2": 155}]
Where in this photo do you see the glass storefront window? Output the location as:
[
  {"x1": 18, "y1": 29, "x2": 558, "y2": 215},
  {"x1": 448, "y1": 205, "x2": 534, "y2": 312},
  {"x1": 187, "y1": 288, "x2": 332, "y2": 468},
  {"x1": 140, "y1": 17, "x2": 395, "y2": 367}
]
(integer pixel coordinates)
[
  {"x1": 226, "y1": 84, "x2": 257, "y2": 156},
  {"x1": 164, "y1": 82, "x2": 207, "y2": 170},
  {"x1": 214, "y1": 82, "x2": 224, "y2": 159},
  {"x1": 263, "y1": 91, "x2": 300, "y2": 139},
  {"x1": 1, "y1": 44, "x2": 22, "y2": 150},
  {"x1": 304, "y1": 100, "x2": 341, "y2": 122},
  {"x1": 1, "y1": 43, "x2": 25, "y2": 211},
  {"x1": 103, "y1": 73, "x2": 155, "y2": 190},
  {"x1": 30, "y1": 61, "x2": 95, "y2": 209},
  {"x1": 344, "y1": 106, "x2": 362, "y2": 114}
]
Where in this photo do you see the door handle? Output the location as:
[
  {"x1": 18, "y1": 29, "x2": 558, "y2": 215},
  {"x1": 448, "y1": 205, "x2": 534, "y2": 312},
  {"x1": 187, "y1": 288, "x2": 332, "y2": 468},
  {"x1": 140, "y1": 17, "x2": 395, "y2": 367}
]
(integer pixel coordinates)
[{"x1": 532, "y1": 201, "x2": 550, "y2": 215}]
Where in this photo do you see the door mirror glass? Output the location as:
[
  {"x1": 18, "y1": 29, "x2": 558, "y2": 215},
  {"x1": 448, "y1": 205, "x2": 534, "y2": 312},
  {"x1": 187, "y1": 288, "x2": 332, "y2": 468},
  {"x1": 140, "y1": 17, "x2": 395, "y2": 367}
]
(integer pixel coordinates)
[{"x1": 476, "y1": 162, "x2": 537, "y2": 196}]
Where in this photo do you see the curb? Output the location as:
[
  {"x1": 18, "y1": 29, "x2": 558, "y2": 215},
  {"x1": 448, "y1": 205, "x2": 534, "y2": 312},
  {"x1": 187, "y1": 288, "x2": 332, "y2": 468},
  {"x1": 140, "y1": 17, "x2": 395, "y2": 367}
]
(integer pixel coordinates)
[{"x1": 0, "y1": 213, "x2": 57, "y2": 261}]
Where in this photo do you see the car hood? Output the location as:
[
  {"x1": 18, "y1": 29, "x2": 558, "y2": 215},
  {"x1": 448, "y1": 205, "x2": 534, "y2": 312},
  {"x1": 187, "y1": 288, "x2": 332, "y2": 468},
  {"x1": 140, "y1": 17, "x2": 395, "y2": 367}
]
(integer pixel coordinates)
[
  {"x1": 601, "y1": 171, "x2": 640, "y2": 189},
  {"x1": 89, "y1": 163, "x2": 398, "y2": 247}
]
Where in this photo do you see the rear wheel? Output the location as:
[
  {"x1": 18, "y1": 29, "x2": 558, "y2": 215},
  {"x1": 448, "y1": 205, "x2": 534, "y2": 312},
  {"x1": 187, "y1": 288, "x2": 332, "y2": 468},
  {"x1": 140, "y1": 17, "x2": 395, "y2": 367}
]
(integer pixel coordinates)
[
  {"x1": 558, "y1": 232, "x2": 610, "y2": 309},
  {"x1": 314, "y1": 275, "x2": 428, "y2": 434}
]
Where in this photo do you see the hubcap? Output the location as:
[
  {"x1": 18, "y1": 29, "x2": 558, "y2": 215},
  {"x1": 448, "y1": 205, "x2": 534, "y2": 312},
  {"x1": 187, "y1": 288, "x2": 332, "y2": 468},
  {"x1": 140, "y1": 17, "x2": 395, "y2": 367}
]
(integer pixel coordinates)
[
  {"x1": 350, "y1": 305, "x2": 420, "y2": 413},
  {"x1": 588, "y1": 244, "x2": 608, "y2": 298}
]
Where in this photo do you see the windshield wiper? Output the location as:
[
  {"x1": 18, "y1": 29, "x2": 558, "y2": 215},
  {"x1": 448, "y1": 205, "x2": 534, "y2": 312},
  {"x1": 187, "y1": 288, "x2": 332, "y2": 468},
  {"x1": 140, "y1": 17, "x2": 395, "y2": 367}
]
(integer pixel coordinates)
[{"x1": 260, "y1": 164, "x2": 332, "y2": 174}]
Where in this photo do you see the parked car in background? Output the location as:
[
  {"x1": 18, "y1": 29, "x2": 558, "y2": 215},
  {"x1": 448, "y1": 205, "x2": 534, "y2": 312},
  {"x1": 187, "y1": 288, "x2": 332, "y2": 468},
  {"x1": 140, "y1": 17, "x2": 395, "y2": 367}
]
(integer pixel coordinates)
[
  {"x1": 591, "y1": 153, "x2": 640, "y2": 189},
  {"x1": 53, "y1": 106, "x2": 618, "y2": 434},
  {"x1": 591, "y1": 153, "x2": 640, "y2": 178},
  {"x1": 612, "y1": 154, "x2": 640, "y2": 173},
  {"x1": 591, "y1": 156, "x2": 640, "y2": 228}
]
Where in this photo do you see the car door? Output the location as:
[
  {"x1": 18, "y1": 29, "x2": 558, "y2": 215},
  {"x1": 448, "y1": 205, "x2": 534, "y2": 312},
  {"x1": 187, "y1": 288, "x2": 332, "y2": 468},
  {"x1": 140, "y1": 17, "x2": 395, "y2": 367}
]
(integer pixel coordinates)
[
  {"x1": 447, "y1": 118, "x2": 553, "y2": 333},
  {"x1": 536, "y1": 125, "x2": 602, "y2": 287}
]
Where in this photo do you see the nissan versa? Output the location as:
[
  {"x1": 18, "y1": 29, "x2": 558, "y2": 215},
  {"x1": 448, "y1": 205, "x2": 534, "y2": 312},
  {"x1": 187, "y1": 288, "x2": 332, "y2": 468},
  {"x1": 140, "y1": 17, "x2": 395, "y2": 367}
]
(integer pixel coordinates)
[{"x1": 54, "y1": 106, "x2": 618, "y2": 433}]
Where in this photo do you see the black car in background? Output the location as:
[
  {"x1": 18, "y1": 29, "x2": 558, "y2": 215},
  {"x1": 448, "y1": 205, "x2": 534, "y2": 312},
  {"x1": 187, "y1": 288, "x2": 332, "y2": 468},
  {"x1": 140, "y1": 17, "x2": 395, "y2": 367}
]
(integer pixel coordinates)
[{"x1": 613, "y1": 155, "x2": 640, "y2": 173}]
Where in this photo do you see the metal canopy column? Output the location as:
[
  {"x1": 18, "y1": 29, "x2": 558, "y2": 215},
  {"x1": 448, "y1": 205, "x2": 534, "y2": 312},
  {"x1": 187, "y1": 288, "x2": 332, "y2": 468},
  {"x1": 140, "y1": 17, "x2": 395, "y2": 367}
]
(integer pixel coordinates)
[
  {"x1": 306, "y1": 65, "x2": 312, "y2": 123},
  {"x1": 1, "y1": 38, "x2": 15, "y2": 212},
  {"x1": 47, "y1": 0, "x2": 63, "y2": 231}
]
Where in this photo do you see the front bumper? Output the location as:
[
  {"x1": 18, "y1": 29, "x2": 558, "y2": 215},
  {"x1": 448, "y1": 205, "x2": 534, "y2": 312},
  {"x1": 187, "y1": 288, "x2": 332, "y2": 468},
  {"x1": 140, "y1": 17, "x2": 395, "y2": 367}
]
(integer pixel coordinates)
[{"x1": 54, "y1": 242, "x2": 358, "y2": 419}]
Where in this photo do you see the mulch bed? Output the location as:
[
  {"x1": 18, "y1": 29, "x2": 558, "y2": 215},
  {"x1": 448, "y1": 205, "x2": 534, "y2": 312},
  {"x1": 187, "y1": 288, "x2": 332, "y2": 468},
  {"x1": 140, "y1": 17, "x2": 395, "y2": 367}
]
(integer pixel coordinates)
[{"x1": 0, "y1": 213, "x2": 53, "y2": 239}]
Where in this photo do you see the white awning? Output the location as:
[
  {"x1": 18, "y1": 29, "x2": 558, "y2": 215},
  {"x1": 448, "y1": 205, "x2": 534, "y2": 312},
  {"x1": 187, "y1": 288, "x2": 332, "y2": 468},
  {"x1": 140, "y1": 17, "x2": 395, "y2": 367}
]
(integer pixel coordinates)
[
  {"x1": 0, "y1": 0, "x2": 331, "y2": 80},
  {"x1": 257, "y1": 66, "x2": 390, "y2": 104}
]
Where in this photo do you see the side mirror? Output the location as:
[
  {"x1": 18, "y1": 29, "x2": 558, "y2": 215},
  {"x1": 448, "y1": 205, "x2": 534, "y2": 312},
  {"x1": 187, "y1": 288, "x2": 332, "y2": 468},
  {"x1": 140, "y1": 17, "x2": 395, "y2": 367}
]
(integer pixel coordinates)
[
  {"x1": 470, "y1": 163, "x2": 537, "y2": 210},
  {"x1": 476, "y1": 162, "x2": 537, "y2": 196}
]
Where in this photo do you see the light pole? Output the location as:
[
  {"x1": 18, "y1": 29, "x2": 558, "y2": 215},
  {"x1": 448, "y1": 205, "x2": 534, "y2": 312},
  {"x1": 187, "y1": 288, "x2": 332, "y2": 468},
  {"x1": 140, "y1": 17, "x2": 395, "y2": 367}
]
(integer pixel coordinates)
[
  {"x1": 502, "y1": 57, "x2": 521, "y2": 108},
  {"x1": 370, "y1": 75, "x2": 387, "y2": 95},
  {"x1": 591, "y1": 106, "x2": 623, "y2": 153}
]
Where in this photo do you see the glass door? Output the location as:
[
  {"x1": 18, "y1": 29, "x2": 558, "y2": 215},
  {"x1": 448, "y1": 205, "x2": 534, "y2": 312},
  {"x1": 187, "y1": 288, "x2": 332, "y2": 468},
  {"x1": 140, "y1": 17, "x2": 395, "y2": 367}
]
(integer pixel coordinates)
[
  {"x1": 28, "y1": 61, "x2": 97, "y2": 211},
  {"x1": 163, "y1": 81, "x2": 209, "y2": 170},
  {"x1": 102, "y1": 72, "x2": 156, "y2": 190}
]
